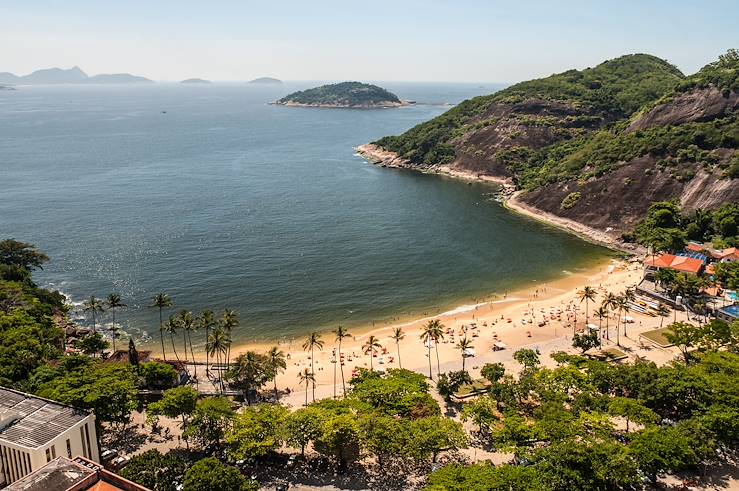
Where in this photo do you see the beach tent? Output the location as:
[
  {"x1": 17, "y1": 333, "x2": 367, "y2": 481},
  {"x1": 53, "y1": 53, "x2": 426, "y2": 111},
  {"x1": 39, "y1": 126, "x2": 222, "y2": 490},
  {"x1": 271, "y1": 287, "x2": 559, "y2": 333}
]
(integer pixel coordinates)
[
  {"x1": 623, "y1": 316, "x2": 635, "y2": 323},
  {"x1": 587, "y1": 324, "x2": 599, "y2": 331},
  {"x1": 463, "y1": 347, "x2": 476, "y2": 357},
  {"x1": 493, "y1": 342, "x2": 507, "y2": 351}
]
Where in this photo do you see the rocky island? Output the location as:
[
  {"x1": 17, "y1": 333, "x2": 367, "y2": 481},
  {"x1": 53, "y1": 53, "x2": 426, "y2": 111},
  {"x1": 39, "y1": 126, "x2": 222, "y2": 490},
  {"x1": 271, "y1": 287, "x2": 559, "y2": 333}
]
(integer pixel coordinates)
[
  {"x1": 181, "y1": 78, "x2": 211, "y2": 84},
  {"x1": 275, "y1": 81, "x2": 412, "y2": 108},
  {"x1": 249, "y1": 76, "x2": 282, "y2": 84}
]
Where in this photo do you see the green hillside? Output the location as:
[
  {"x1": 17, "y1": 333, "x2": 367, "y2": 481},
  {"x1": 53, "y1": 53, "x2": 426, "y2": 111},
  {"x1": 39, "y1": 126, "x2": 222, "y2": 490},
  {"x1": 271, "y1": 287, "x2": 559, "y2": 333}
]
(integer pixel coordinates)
[{"x1": 374, "y1": 54, "x2": 684, "y2": 167}]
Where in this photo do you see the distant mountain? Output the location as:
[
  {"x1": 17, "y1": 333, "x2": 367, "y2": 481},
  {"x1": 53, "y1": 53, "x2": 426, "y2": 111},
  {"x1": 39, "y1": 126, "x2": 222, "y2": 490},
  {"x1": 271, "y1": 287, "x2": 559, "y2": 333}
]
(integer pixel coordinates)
[
  {"x1": 181, "y1": 78, "x2": 211, "y2": 84},
  {"x1": 87, "y1": 73, "x2": 153, "y2": 84},
  {"x1": 0, "y1": 84, "x2": 15, "y2": 91},
  {"x1": 0, "y1": 66, "x2": 153, "y2": 84},
  {"x1": 276, "y1": 81, "x2": 410, "y2": 108},
  {"x1": 0, "y1": 72, "x2": 20, "y2": 84},
  {"x1": 249, "y1": 77, "x2": 282, "y2": 84}
]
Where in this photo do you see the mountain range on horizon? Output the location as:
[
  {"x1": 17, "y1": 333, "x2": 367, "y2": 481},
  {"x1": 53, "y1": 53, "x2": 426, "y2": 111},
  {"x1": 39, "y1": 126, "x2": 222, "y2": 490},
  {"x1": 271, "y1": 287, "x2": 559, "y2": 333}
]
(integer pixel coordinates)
[{"x1": 0, "y1": 66, "x2": 154, "y2": 85}]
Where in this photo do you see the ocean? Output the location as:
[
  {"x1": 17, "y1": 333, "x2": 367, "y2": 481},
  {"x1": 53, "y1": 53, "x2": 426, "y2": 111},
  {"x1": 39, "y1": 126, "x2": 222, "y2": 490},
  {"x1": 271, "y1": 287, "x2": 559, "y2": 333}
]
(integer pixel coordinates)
[{"x1": 0, "y1": 82, "x2": 609, "y2": 347}]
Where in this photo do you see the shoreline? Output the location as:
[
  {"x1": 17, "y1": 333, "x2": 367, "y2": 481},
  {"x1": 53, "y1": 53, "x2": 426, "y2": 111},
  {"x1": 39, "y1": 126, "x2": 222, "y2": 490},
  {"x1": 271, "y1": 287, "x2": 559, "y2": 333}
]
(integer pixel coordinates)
[
  {"x1": 357, "y1": 143, "x2": 644, "y2": 255},
  {"x1": 179, "y1": 257, "x2": 658, "y2": 409},
  {"x1": 356, "y1": 143, "x2": 514, "y2": 186},
  {"x1": 272, "y1": 100, "x2": 414, "y2": 109},
  {"x1": 182, "y1": 254, "x2": 614, "y2": 360}
]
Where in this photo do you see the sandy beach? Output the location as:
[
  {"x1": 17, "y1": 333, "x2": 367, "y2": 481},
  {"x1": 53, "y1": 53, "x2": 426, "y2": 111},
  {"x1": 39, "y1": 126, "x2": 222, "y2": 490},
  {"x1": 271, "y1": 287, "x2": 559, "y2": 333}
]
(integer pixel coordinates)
[{"x1": 172, "y1": 256, "x2": 681, "y2": 409}]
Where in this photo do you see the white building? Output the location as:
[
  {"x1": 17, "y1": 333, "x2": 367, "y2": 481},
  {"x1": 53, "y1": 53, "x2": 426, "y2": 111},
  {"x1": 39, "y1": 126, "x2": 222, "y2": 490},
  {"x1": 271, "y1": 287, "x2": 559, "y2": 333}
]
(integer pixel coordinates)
[{"x1": 0, "y1": 387, "x2": 99, "y2": 487}]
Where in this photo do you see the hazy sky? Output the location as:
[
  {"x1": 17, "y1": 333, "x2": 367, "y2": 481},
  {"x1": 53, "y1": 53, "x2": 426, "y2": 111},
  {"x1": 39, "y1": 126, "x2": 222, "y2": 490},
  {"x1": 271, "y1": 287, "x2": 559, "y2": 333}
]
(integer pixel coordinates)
[{"x1": 1, "y1": 0, "x2": 737, "y2": 82}]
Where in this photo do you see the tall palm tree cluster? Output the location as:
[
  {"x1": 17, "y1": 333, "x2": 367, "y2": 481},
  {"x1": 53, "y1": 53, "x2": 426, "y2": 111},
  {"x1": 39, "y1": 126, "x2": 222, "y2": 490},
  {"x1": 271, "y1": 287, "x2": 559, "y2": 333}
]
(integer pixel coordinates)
[
  {"x1": 595, "y1": 288, "x2": 636, "y2": 347},
  {"x1": 82, "y1": 293, "x2": 127, "y2": 351},
  {"x1": 421, "y1": 319, "x2": 444, "y2": 380},
  {"x1": 148, "y1": 293, "x2": 244, "y2": 383},
  {"x1": 298, "y1": 326, "x2": 410, "y2": 405}
]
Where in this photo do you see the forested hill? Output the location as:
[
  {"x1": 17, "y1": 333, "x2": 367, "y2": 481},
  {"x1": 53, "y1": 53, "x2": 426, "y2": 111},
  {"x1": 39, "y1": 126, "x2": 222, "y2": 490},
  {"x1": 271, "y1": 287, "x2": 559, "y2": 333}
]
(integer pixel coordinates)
[
  {"x1": 369, "y1": 51, "x2": 739, "y2": 240},
  {"x1": 276, "y1": 82, "x2": 407, "y2": 108}
]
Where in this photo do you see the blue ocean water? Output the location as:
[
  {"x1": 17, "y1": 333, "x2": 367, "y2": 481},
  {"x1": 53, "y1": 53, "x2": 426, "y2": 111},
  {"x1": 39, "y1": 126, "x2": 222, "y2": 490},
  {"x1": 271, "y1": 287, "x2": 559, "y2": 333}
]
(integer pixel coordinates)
[{"x1": 0, "y1": 82, "x2": 608, "y2": 346}]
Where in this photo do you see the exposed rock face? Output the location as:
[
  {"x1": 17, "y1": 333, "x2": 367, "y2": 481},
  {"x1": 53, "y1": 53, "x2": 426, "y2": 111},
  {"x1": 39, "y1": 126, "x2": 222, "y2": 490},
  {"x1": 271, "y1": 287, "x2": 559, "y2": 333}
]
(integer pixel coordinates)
[
  {"x1": 627, "y1": 87, "x2": 739, "y2": 132},
  {"x1": 448, "y1": 99, "x2": 613, "y2": 177},
  {"x1": 520, "y1": 156, "x2": 739, "y2": 238}
]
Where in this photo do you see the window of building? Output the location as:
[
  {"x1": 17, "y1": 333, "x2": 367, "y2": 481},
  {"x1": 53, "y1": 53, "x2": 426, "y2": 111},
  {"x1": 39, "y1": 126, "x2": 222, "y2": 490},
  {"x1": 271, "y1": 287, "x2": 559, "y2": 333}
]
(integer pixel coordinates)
[
  {"x1": 45, "y1": 448, "x2": 51, "y2": 462},
  {"x1": 66, "y1": 438, "x2": 72, "y2": 458},
  {"x1": 84, "y1": 423, "x2": 92, "y2": 460},
  {"x1": 80, "y1": 426, "x2": 87, "y2": 459},
  {"x1": 50, "y1": 445, "x2": 56, "y2": 459}
]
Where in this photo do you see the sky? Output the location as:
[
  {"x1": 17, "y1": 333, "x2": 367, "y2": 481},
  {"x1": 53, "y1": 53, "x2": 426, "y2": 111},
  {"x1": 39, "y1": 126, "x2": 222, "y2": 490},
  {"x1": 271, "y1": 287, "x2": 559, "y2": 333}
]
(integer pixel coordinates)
[{"x1": 1, "y1": 0, "x2": 737, "y2": 83}]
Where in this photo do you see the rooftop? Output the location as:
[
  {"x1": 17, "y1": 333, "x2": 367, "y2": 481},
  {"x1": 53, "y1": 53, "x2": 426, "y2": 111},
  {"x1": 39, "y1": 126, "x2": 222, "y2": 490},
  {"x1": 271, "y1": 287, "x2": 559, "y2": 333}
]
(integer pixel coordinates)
[
  {"x1": 0, "y1": 387, "x2": 91, "y2": 450},
  {"x1": 6, "y1": 457, "x2": 149, "y2": 491},
  {"x1": 644, "y1": 254, "x2": 704, "y2": 274}
]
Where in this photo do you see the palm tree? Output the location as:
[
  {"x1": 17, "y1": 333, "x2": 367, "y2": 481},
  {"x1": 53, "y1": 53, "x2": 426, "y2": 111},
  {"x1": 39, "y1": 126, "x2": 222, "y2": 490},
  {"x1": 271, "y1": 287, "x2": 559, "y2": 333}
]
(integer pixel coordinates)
[
  {"x1": 655, "y1": 268, "x2": 677, "y2": 293},
  {"x1": 149, "y1": 293, "x2": 172, "y2": 361},
  {"x1": 228, "y1": 351, "x2": 265, "y2": 404},
  {"x1": 106, "y1": 293, "x2": 126, "y2": 334},
  {"x1": 656, "y1": 303, "x2": 670, "y2": 328},
  {"x1": 297, "y1": 368, "x2": 315, "y2": 407},
  {"x1": 198, "y1": 309, "x2": 215, "y2": 377},
  {"x1": 620, "y1": 296, "x2": 631, "y2": 338},
  {"x1": 83, "y1": 296, "x2": 105, "y2": 332},
  {"x1": 420, "y1": 321, "x2": 437, "y2": 379},
  {"x1": 163, "y1": 315, "x2": 182, "y2": 364},
  {"x1": 302, "y1": 332, "x2": 324, "y2": 401},
  {"x1": 578, "y1": 286, "x2": 596, "y2": 322},
  {"x1": 267, "y1": 346, "x2": 287, "y2": 400},
  {"x1": 362, "y1": 335, "x2": 382, "y2": 371},
  {"x1": 602, "y1": 292, "x2": 617, "y2": 341},
  {"x1": 455, "y1": 336, "x2": 473, "y2": 371},
  {"x1": 179, "y1": 310, "x2": 196, "y2": 377},
  {"x1": 594, "y1": 306, "x2": 608, "y2": 349},
  {"x1": 428, "y1": 320, "x2": 445, "y2": 376},
  {"x1": 221, "y1": 309, "x2": 239, "y2": 368},
  {"x1": 110, "y1": 327, "x2": 121, "y2": 353},
  {"x1": 207, "y1": 326, "x2": 230, "y2": 393},
  {"x1": 391, "y1": 327, "x2": 405, "y2": 369},
  {"x1": 334, "y1": 326, "x2": 351, "y2": 397},
  {"x1": 613, "y1": 295, "x2": 628, "y2": 346}
]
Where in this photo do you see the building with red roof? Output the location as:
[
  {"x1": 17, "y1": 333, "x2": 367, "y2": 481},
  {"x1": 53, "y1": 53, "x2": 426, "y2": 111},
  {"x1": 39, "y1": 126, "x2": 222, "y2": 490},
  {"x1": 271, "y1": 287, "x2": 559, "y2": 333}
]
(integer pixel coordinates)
[
  {"x1": 714, "y1": 247, "x2": 738, "y2": 263},
  {"x1": 644, "y1": 254, "x2": 704, "y2": 275}
]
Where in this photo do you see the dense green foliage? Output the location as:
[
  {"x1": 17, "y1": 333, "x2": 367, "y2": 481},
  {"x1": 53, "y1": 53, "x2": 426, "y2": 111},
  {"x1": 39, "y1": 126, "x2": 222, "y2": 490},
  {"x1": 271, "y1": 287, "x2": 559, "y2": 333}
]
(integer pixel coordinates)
[
  {"x1": 633, "y1": 200, "x2": 739, "y2": 250},
  {"x1": 715, "y1": 262, "x2": 739, "y2": 289},
  {"x1": 449, "y1": 341, "x2": 739, "y2": 490},
  {"x1": 182, "y1": 457, "x2": 257, "y2": 491},
  {"x1": 278, "y1": 81, "x2": 401, "y2": 106},
  {"x1": 120, "y1": 450, "x2": 188, "y2": 491},
  {"x1": 520, "y1": 114, "x2": 738, "y2": 188},
  {"x1": 36, "y1": 360, "x2": 139, "y2": 427},
  {"x1": 163, "y1": 368, "x2": 464, "y2": 478},
  {"x1": 375, "y1": 54, "x2": 684, "y2": 166},
  {"x1": 676, "y1": 48, "x2": 739, "y2": 95},
  {"x1": 0, "y1": 240, "x2": 66, "y2": 387}
]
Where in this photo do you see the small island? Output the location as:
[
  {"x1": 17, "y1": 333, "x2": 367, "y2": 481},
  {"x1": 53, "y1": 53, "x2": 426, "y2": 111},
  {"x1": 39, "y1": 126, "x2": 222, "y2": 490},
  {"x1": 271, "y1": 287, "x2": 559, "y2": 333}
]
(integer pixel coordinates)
[
  {"x1": 275, "y1": 81, "x2": 411, "y2": 108},
  {"x1": 249, "y1": 76, "x2": 282, "y2": 84},
  {"x1": 181, "y1": 78, "x2": 212, "y2": 84}
]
